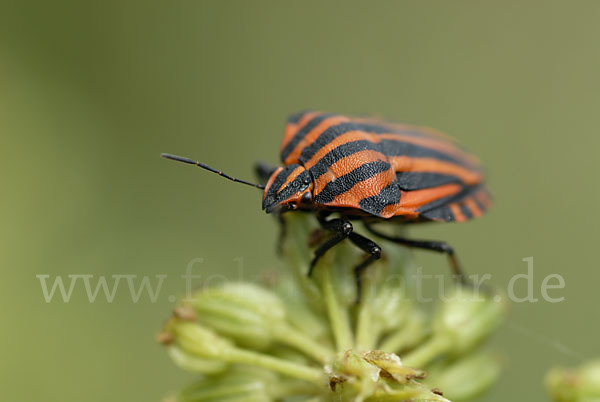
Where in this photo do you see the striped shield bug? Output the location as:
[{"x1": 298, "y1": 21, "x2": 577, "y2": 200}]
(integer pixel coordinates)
[{"x1": 162, "y1": 111, "x2": 491, "y2": 297}]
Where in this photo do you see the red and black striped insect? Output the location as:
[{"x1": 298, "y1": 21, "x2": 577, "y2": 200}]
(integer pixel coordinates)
[{"x1": 162, "y1": 111, "x2": 491, "y2": 296}]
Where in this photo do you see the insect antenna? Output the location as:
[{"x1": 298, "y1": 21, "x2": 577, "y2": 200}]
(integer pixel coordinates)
[{"x1": 161, "y1": 153, "x2": 266, "y2": 190}]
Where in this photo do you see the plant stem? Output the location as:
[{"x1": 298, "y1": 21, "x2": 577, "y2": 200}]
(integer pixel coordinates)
[
  {"x1": 222, "y1": 347, "x2": 324, "y2": 385},
  {"x1": 274, "y1": 323, "x2": 334, "y2": 364},
  {"x1": 378, "y1": 315, "x2": 424, "y2": 353},
  {"x1": 402, "y1": 335, "x2": 451, "y2": 368},
  {"x1": 365, "y1": 387, "x2": 449, "y2": 402},
  {"x1": 270, "y1": 379, "x2": 322, "y2": 399},
  {"x1": 284, "y1": 214, "x2": 324, "y2": 308},
  {"x1": 355, "y1": 271, "x2": 378, "y2": 351},
  {"x1": 319, "y1": 262, "x2": 354, "y2": 352}
]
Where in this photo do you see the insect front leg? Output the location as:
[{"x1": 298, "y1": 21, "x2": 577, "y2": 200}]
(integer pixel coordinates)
[
  {"x1": 307, "y1": 213, "x2": 353, "y2": 277},
  {"x1": 364, "y1": 223, "x2": 467, "y2": 283},
  {"x1": 347, "y1": 232, "x2": 381, "y2": 302}
]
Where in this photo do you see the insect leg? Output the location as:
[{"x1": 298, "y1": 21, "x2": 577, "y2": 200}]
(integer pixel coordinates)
[
  {"x1": 348, "y1": 232, "x2": 381, "y2": 302},
  {"x1": 307, "y1": 216, "x2": 353, "y2": 277},
  {"x1": 364, "y1": 223, "x2": 466, "y2": 282}
]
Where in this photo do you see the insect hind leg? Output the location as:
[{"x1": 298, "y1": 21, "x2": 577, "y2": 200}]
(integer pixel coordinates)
[{"x1": 364, "y1": 222, "x2": 468, "y2": 284}]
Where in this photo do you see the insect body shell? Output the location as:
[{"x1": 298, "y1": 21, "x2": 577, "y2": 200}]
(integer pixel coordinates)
[{"x1": 262, "y1": 111, "x2": 491, "y2": 222}]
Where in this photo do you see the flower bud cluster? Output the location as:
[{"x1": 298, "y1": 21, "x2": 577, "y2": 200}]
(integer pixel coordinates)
[{"x1": 159, "y1": 214, "x2": 506, "y2": 401}]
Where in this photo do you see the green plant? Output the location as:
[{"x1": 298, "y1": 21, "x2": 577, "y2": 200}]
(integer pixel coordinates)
[
  {"x1": 547, "y1": 361, "x2": 600, "y2": 402},
  {"x1": 159, "y1": 214, "x2": 506, "y2": 402}
]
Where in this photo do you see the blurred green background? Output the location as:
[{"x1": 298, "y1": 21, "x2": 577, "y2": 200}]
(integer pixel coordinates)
[{"x1": 2, "y1": 1, "x2": 599, "y2": 401}]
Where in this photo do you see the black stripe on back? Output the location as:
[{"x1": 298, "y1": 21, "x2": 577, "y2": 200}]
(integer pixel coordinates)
[
  {"x1": 354, "y1": 122, "x2": 443, "y2": 139},
  {"x1": 421, "y1": 206, "x2": 455, "y2": 222},
  {"x1": 358, "y1": 183, "x2": 401, "y2": 216},
  {"x1": 308, "y1": 139, "x2": 470, "y2": 182},
  {"x1": 299, "y1": 122, "x2": 472, "y2": 168},
  {"x1": 267, "y1": 169, "x2": 289, "y2": 197},
  {"x1": 287, "y1": 111, "x2": 309, "y2": 125},
  {"x1": 309, "y1": 140, "x2": 379, "y2": 179},
  {"x1": 280, "y1": 113, "x2": 335, "y2": 162},
  {"x1": 380, "y1": 138, "x2": 468, "y2": 165},
  {"x1": 460, "y1": 203, "x2": 473, "y2": 220},
  {"x1": 299, "y1": 122, "x2": 389, "y2": 162},
  {"x1": 276, "y1": 171, "x2": 311, "y2": 203},
  {"x1": 262, "y1": 169, "x2": 291, "y2": 210},
  {"x1": 416, "y1": 185, "x2": 485, "y2": 221},
  {"x1": 396, "y1": 172, "x2": 462, "y2": 191},
  {"x1": 474, "y1": 195, "x2": 486, "y2": 212},
  {"x1": 314, "y1": 160, "x2": 391, "y2": 204}
]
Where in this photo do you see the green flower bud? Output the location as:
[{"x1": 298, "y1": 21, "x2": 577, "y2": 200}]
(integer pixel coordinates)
[
  {"x1": 434, "y1": 288, "x2": 506, "y2": 355},
  {"x1": 172, "y1": 321, "x2": 235, "y2": 359},
  {"x1": 425, "y1": 352, "x2": 503, "y2": 401},
  {"x1": 176, "y1": 366, "x2": 277, "y2": 402},
  {"x1": 355, "y1": 267, "x2": 413, "y2": 351},
  {"x1": 378, "y1": 310, "x2": 427, "y2": 354},
  {"x1": 547, "y1": 360, "x2": 600, "y2": 402},
  {"x1": 168, "y1": 319, "x2": 324, "y2": 386},
  {"x1": 189, "y1": 283, "x2": 286, "y2": 350},
  {"x1": 167, "y1": 345, "x2": 229, "y2": 375},
  {"x1": 189, "y1": 282, "x2": 334, "y2": 362},
  {"x1": 274, "y1": 275, "x2": 331, "y2": 341},
  {"x1": 404, "y1": 288, "x2": 506, "y2": 368}
]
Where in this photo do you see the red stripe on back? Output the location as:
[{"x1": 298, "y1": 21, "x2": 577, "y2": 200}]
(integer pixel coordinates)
[
  {"x1": 389, "y1": 156, "x2": 483, "y2": 185},
  {"x1": 397, "y1": 184, "x2": 463, "y2": 211},
  {"x1": 281, "y1": 111, "x2": 320, "y2": 151},
  {"x1": 284, "y1": 115, "x2": 351, "y2": 165}
]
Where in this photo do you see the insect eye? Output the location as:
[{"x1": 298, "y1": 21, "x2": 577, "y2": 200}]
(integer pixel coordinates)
[{"x1": 289, "y1": 202, "x2": 297, "y2": 210}]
